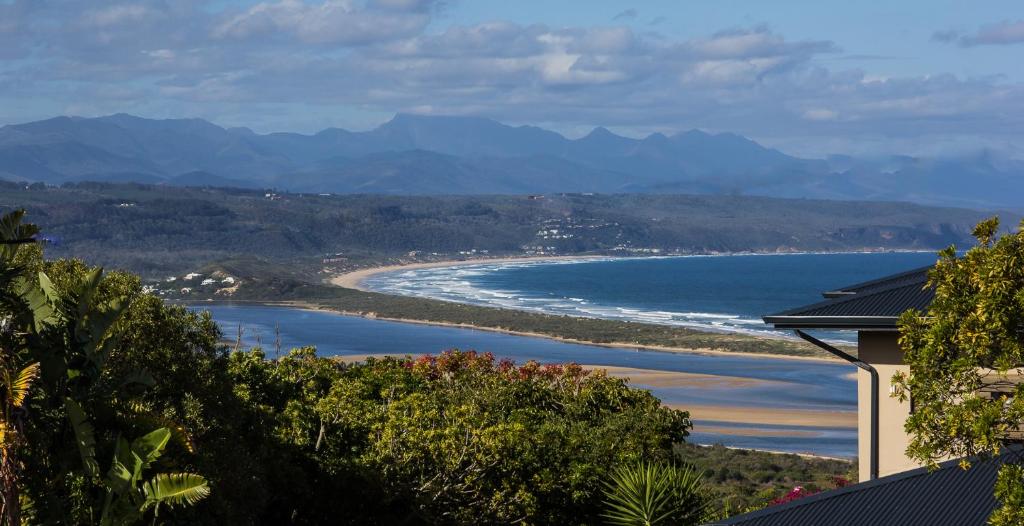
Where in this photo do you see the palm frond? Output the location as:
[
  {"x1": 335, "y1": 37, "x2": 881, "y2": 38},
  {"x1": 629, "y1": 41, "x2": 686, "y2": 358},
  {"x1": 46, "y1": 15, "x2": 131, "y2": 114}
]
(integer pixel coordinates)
[
  {"x1": 142, "y1": 473, "x2": 210, "y2": 510},
  {"x1": 10, "y1": 362, "x2": 40, "y2": 408}
]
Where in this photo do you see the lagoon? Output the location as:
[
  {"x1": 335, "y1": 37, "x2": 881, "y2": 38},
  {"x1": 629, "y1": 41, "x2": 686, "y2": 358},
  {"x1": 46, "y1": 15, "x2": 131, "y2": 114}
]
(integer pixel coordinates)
[{"x1": 195, "y1": 303, "x2": 858, "y2": 458}]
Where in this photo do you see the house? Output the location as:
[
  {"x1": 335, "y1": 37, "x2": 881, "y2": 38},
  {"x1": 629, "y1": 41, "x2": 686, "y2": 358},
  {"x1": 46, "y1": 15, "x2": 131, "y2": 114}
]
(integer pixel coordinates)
[
  {"x1": 762, "y1": 266, "x2": 934, "y2": 482},
  {"x1": 704, "y1": 266, "x2": 1014, "y2": 525},
  {"x1": 705, "y1": 449, "x2": 1015, "y2": 526}
]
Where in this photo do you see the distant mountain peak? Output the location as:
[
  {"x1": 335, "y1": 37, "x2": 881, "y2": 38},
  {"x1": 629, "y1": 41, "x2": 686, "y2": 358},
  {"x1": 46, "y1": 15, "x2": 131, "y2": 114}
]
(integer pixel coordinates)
[
  {"x1": 671, "y1": 129, "x2": 711, "y2": 139},
  {"x1": 1, "y1": 112, "x2": 1020, "y2": 209},
  {"x1": 384, "y1": 112, "x2": 499, "y2": 127},
  {"x1": 584, "y1": 126, "x2": 615, "y2": 138}
]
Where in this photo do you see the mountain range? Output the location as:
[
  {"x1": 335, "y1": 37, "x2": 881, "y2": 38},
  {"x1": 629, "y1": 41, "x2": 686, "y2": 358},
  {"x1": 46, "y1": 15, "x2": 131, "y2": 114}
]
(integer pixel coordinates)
[{"x1": 0, "y1": 113, "x2": 1021, "y2": 209}]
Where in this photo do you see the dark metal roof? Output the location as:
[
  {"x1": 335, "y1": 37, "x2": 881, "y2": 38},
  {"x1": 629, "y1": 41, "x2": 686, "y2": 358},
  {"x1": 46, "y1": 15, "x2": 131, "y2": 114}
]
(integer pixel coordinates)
[
  {"x1": 763, "y1": 267, "x2": 933, "y2": 330},
  {"x1": 704, "y1": 449, "x2": 1020, "y2": 526}
]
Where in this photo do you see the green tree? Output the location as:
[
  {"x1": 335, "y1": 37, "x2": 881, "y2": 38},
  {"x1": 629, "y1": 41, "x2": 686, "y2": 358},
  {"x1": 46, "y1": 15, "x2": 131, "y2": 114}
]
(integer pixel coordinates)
[
  {"x1": 0, "y1": 210, "x2": 211, "y2": 524},
  {"x1": 313, "y1": 351, "x2": 692, "y2": 525},
  {"x1": 893, "y1": 217, "x2": 1024, "y2": 525}
]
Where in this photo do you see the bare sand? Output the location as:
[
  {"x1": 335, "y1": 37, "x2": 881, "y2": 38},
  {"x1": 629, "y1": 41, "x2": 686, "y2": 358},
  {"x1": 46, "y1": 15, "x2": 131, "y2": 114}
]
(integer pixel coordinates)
[
  {"x1": 332, "y1": 355, "x2": 855, "y2": 429},
  {"x1": 589, "y1": 365, "x2": 781, "y2": 389},
  {"x1": 695, "y1": 426, "x2": 820, "y2": 438},
  {"x1": 330, "y1": 255, "x2": 607, "y2": 291},
  {"x1": 678, "y1": 404, "x2": 856, "y2": 428}
]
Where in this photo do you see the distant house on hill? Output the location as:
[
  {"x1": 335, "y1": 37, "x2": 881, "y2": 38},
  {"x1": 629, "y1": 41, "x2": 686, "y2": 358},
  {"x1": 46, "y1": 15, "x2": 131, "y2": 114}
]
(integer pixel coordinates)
[{"x1": 710, "y1": 267, "x2": 1019, "y2": 525}]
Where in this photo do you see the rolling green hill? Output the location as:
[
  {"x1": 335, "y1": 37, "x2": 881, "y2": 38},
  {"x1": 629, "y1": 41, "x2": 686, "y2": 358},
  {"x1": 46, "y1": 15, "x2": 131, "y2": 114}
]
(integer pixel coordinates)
[{"x1": 2, "y1": 181, "x2": 1011, "y2": 276}]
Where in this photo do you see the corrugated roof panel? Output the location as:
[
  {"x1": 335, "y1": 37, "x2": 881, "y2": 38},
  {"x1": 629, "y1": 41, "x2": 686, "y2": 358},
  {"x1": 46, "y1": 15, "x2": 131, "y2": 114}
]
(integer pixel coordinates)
[
  {"x1": 705, "y1": 450, "x2": 1016, "y2": 526},
  {"x1": 763, "y1": 268, "x2": 933, "y2": 329}
]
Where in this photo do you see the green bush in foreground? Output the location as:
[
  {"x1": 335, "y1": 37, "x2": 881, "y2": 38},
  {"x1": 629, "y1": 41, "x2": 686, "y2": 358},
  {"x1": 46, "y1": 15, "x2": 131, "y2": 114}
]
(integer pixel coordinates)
[
  {"x1": 230, "y1": 348, "x2": 693, "y2": 524},
  {"x1": 602, "y1": 462, "x2": 712, "y2": 526}
]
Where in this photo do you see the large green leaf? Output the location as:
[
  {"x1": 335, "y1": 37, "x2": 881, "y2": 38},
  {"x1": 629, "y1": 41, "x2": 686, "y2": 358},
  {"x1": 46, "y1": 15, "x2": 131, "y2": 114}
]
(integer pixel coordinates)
[
  {"x1": 15, "y1": 277, "x2": 55, "y2": 333},
  {"x1": 64, "y1": 398, "x2": 99, "y2": 477},
  {"x1": 38, "y1": 271, "x2": 58, "y2": 304},
  {"x1": 130, "y1": 427, "x2": 171, "y2": 472},
  {"x1": 0, "y1": 209, "x2": 38, "y2": 264},
  {"x1": 142, "y1": 473, "x2": 210, "y2": 512},
  {"x1": 104, "y1": 437, "x2": 134, "y2": 496}
]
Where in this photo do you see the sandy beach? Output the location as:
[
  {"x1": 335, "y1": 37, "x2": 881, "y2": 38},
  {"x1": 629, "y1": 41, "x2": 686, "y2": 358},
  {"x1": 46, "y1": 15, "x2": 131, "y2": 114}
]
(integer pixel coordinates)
[{"x1": 330, "y1": 255, "x2": 608, "y2": 291}]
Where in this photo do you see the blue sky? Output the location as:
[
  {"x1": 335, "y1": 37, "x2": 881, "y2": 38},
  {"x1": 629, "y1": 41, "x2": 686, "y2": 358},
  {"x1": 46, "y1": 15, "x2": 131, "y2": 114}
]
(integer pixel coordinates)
[
  {"x1": 2, "y1": 0, "x2": 1023, "y2": 157},
  {"x1": 440, "y1": 1, "x2": 1024, "y2": 81}
]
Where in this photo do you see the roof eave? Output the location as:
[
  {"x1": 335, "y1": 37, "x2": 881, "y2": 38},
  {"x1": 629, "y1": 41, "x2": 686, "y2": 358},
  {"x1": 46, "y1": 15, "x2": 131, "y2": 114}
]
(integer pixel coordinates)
[{"x1": 762, "y1": 315, "x2": 899, "y2": 330}]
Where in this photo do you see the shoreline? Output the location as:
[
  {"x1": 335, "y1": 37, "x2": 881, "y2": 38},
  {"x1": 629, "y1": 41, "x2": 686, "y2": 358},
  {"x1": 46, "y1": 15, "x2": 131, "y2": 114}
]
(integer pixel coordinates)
[
  {"x1": 330, "y1": 254, "x2": 611, "y2": 291},
  {"x1": 330, "y1": 250, "x2": 934, "y2": 291},
  {"x1": 323, "y1": 255, "x2": 850, "y2": 362},
  {"x1": 278, "y1": 300, "x2": 842, "y2": 363}
]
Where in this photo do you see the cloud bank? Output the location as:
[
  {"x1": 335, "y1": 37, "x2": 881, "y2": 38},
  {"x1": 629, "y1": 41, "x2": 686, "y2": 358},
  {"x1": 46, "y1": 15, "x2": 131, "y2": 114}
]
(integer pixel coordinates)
[
  {"x1": 1, "y1": 0, "x2": 1023, "y2": 156},
  {"x1": 934, "y1": 20, "x2": 1024, "y2": 47}
]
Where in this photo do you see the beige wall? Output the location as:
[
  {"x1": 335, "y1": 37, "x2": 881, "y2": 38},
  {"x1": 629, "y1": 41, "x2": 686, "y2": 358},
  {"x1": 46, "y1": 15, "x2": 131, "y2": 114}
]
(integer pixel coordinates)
[{"x1": 856, "y1": 331, "x2": 922, "y2": 481}]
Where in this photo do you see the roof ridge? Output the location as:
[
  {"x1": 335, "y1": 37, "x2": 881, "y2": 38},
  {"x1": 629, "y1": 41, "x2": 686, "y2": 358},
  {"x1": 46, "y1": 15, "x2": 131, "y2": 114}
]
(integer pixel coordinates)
[
  {"x1": 828, "y1": 265, "x2": 931, "y2": 294},
  {"x1": 765, "y1": 277, "x2": 931, "y2": 319}
]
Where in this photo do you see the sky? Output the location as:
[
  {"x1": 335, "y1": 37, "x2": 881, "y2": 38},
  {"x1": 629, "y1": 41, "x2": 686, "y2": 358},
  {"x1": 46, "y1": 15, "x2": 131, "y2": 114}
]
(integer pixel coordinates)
[{"x1": 1, "y1": 0, "x2": 1023, "y2": 157}]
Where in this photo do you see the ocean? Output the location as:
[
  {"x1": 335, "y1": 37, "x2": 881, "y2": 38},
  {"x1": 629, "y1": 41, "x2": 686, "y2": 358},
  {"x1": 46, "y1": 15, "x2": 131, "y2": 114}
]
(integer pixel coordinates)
[{"x1": 362, "y1": 252, "x2": 938, "y2": 341}]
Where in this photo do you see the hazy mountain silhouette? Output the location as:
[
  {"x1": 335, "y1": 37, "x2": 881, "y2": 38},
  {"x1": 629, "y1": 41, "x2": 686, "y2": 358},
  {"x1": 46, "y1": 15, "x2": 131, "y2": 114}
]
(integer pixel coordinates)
[{"x1": 0, "y1": 113, "x2": 1020, "y2": 208}]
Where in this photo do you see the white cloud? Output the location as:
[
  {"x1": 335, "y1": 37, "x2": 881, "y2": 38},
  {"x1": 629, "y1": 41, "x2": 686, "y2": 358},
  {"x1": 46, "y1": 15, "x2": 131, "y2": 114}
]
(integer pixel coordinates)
[
  {"x1": 83, "y1": 4, "x2": 153, "y2": 28},
  {"x1": 213, "y1": 0, "x2": 433, "y2": 45},
  {"x1": 802, "y1": 108, "x2": 839, "y2": 121},
  {"x1": 1, "y1": 2, "x2": 1023, "y2": 156},
  {"x1": 612, "y1": 9, "x2": 638, "y2": 21},
  {"x1": 933, "y1": 20, "x2": 1024, "y2": 47}
]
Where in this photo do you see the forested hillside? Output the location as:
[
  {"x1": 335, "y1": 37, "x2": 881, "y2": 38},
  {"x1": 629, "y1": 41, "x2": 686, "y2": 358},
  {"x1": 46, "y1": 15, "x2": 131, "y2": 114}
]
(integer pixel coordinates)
[{"x1": 1, "y1": 181, "x2": 1010, "y2": 275}]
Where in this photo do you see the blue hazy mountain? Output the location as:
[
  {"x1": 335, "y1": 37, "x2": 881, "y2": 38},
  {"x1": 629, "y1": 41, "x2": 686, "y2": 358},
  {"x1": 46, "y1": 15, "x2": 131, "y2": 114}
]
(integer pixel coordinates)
[{"x1": 0, "y1": 113, "x2": 1020, "y2": 208}]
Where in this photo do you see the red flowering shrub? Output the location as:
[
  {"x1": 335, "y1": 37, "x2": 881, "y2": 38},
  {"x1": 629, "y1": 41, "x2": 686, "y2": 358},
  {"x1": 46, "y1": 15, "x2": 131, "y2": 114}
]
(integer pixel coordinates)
[
  {"x1": 768, "y1": 475, "x2": 852, "y2": 507},
  {"x1": 770, "y1": 486, "x2": 818, "y2": 505}
]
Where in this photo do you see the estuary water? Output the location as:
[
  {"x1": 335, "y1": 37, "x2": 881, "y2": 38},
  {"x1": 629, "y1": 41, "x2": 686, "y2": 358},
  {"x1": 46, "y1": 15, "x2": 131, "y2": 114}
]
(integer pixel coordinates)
[{"x1": 196, "y1": 304, "x2": 859, "y2": 458}]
